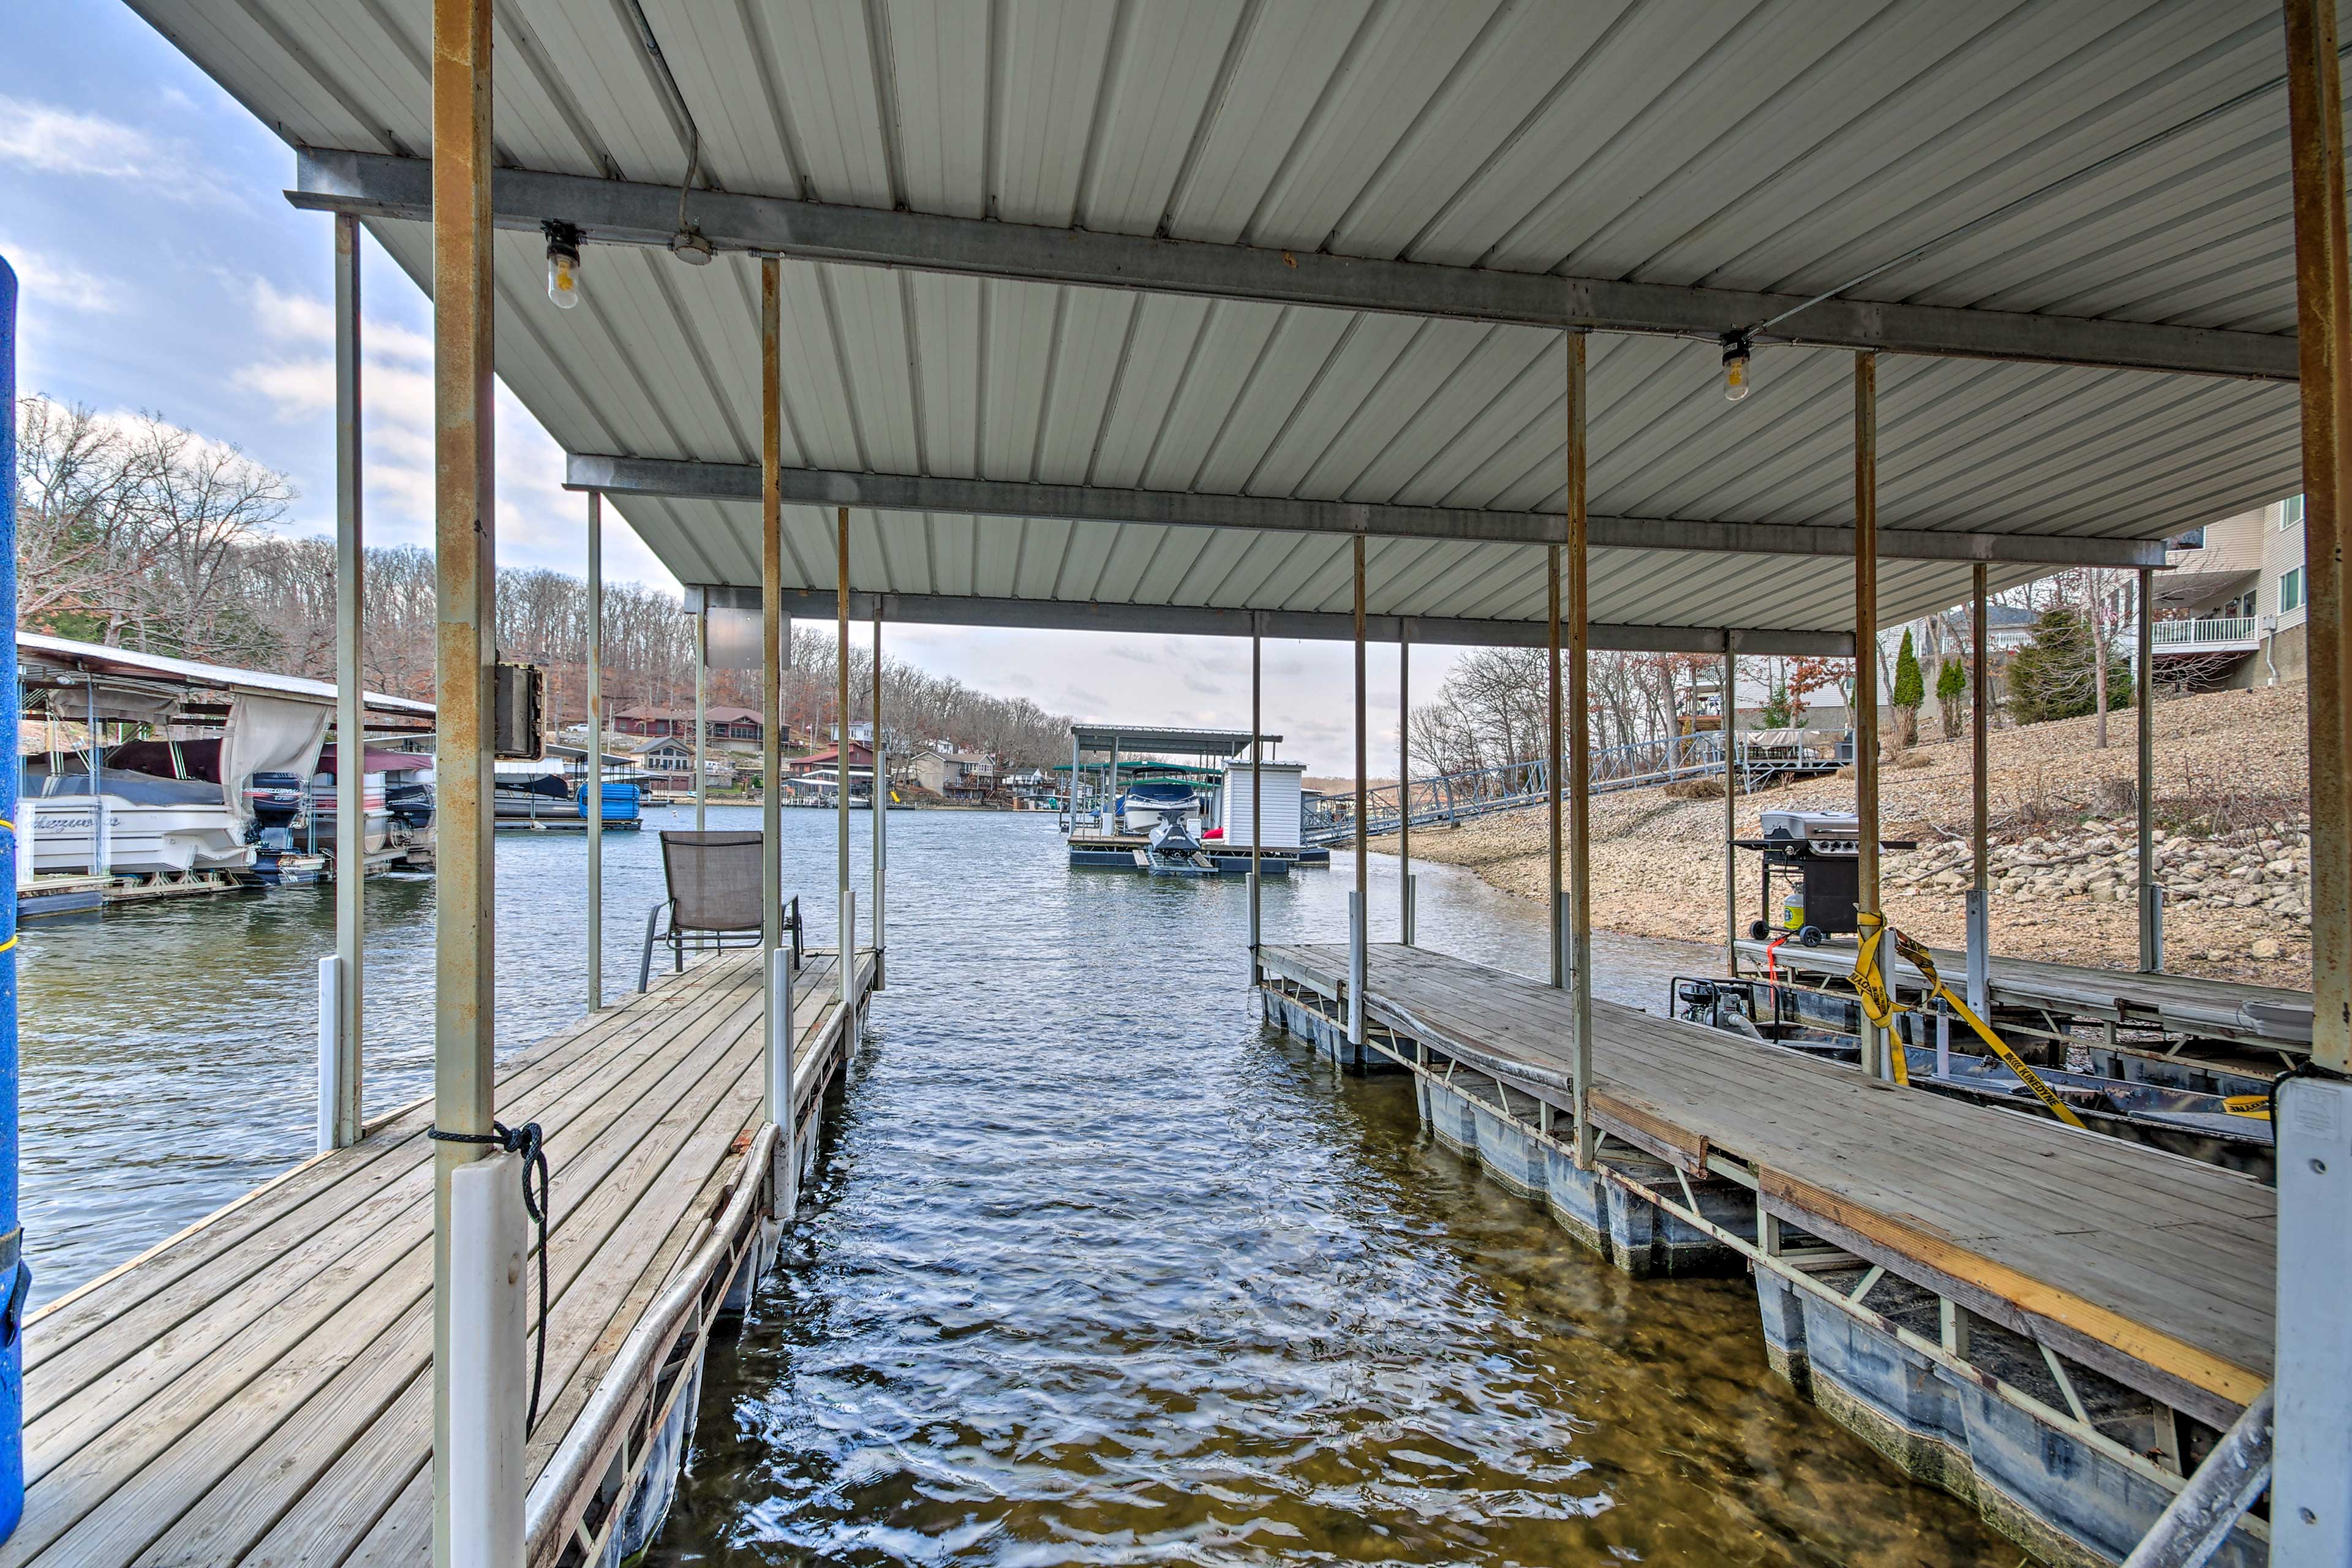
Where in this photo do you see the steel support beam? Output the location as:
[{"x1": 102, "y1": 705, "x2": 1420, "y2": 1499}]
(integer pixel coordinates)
[
  {"x1": 331, "y1": 209, "x2": 364, "y2": 1148},
  {"x1": 1855, "y1": 352, "x2": 1884, "y2": 1081},
  {"x1": 1249, "y1": 615, "x2": 1262, "y2": 974},
  {"x1": 428, "y1": 0, "x2": 509, "y2": 1558},
  {"x1": 692, "y1": 610, "x2": 706, "y2": 829},
  {"x1": 1352, "y1": 533, "x2": 1368, "y2": 1048},
  {"x1": 2277, "y1": 1, "x2": 2352, "y2": 1558},
  {"x1": 870, "y1": 605, "x2": 884, "y2": 992},
  {"x1": 568, "y1": 453, "x2": 2169, "y2": 570},
  {"x1": 292, "y1": 149, "x2": 2297, "y2": 380},
  {"x1": 760, "y1": 259, "x2": 783, "y2": 996},
  {"x1": 1547, "y1": 546, "x2": 1563, "y2": 993},
  {"x1": 683, "y1": 584, "x2": 1851, "y2": 658},
  {"x1": 586, "y1": 490, "x2": 603, "y2": 1011},
  {"x1": 1566, "y1": 333, "x2": 1594, "y2": 1170},
  {"x1": 1724, "y1": 643, "x2": 1738, "y2": 979},
  {"x1": 2137, "y1": 565, "x2": 2160, "y2": 973},
  {"x1": 1969, "y1": 563, "x2": 1991, "y2": 1018},
  {"x1": 835, "y1": 507, "x2": 853, "y2": 1025},
  {"x1": 1398, "y1": 624, "x2": 1412, "y2": 947}
]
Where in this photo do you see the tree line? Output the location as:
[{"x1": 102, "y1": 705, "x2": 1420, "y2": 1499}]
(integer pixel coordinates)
[{"x1": 16, "y1": 397, "x2": 1074, "y2": 766}]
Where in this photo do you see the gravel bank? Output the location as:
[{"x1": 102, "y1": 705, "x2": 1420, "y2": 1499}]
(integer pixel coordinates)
[{"x1": 1374, "y1": 684, "x2": 2314, "y2": 991}]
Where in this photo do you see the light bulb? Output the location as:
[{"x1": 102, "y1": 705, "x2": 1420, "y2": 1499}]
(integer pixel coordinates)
[
  {"x1": 542, "y1": 220, "x2": 583, "y2": 311},
  {"x1": 548, "y1": 251, "x2": 581, "y2": 309},
  {"x1": 1721, "y1": 330, "x2": 1752, "y2": 403}
]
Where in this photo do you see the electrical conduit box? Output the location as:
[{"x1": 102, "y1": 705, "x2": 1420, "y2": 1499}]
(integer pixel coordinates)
[{"x1": 492, "y1": 662, "x2": 545, "y2": 760}]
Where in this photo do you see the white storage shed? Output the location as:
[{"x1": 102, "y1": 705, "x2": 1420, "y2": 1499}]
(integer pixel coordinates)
[{"x1": 1219, "y1": 760, "x2": 1306, "y2": 851}]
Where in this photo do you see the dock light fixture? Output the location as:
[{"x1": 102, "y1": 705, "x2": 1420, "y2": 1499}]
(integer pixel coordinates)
[
  {"x1": 668, "y1": 226, "x2": 714, "y2": 265},
  {"x1": 1721, "y1": 330, "x2": 1754, "y2": 402},
  {"x1": 542, "y1": 220, "x2": 583, "y2": 309}
]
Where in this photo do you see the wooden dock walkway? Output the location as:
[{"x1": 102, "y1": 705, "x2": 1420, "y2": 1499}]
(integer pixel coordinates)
[
  {"x1": 1259, "y1": 942, "x2": 2273, "y2": 1431},
  {"x1": 3, "y1": 945, "x2": 870, "y2": 1567},
  {"x1": 1733, "y1": 937, "x2": 2312, "y2": 1062}
]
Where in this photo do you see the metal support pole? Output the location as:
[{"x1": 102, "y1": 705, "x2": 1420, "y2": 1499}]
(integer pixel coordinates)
[
  {"x1": 428, "y1": 0, "x2": 510, "y2": 1558},
  {"x1": 1399, "y1": 624, "x2": 1413, "y2": 945},
  {"x1": 693, "y1": 610, "x2": 707, "y2": 829},
  {"x1": 317, "y1": 956, "x2": 342, "y2": 1154},
  {"x1": 1250, "y1": 615, "x2": 1262, "y2": 976},
  {"x1": 1107, "y1": 737, "x2": 1120, "y2": 832},
  {"x1": 0, "y1": 253, "x2": 19, "y2": 1544},
  {"x1": 760, "y1": 260, "x2": 783, "y2": 975},
  {"x1": 1069, "y1": 725, "x2": 1081, "y2": 832},
  {"x1": 837, "y1": 507, "x2": 854, "y2": 1023},
  {"x1": 1565, "y1": 330, "x2": 1593, "y2": 1169},
  {"x1": 870, "y1": 606, "x2": 885, "y2": 991},
  {"x1": 585, "y1": 490, "x2": 603, "y2": 1012},
  {"x1": 1969, "y1": 563, "x2": 1991, "y2": 1019},
  {"x1": 330, "y1": 209, "x2": 365, "y2": 1147},
  {"x1": 1352, "y1": 534, "x2": 1368, "y2": 1042},
  {"x1": 1547, "y1": 544, "x2": 1564, "y2": 990},
  {"x1": 2137, "y1": 565, "x2": 2160, "y2": 972},
  {"x1": 767, "y1": 946, "x2": 797, "y2": 1212},
  {"x1": 1724, "y1": 642, "x2": 1738, "y2": 978},
  {"x1": 1853, "y1": 352, "x2": 1883, "y2": 1080},
  {"x1": 2277, "y1": 3, "x2": 2352, "y2": 1556}
]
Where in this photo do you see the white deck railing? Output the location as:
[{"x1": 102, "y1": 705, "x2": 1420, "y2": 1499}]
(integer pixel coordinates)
[{"x1": 2150, "y1": 616, "x2": 2258, "y2": 648}]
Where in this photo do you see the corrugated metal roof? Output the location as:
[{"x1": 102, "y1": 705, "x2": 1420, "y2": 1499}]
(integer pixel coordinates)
[{"x1": 130, "y1": 0, "x2": 2323, "y2": 639}]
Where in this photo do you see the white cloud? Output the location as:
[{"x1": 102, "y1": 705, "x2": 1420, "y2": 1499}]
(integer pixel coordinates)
[
  {"x1": 0, "y1": 241, "x2": 125, "y2": 313},
  {"x1": 0, "y1": 96, "x2": 235, "y2": 205},
  {"x1": 244, "y1": 277, "x2": 432, "y2": 361}
]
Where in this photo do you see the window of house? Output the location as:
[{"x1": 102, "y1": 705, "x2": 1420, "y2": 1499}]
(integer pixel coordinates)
[
  {"x1": 2283, "y1": 566, "x2": 2306, "y2": 614},
  {"x1": 2282, "y1": 495, "x2": 2306, "y2": 530}
]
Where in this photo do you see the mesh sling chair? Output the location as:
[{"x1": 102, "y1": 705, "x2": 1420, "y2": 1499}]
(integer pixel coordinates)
[{"x1": 638, "y1": 830, "x2": 802, "y2": 990}]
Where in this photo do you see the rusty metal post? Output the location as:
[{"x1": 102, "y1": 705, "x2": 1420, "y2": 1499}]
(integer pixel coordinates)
[
  {"x1": 1351, "y1": 533, "x2": 1368, "y2": 1047},
  {"x1": 2137, "y1": 565, "x2": 2160, "y2": 972},
  {"x1": 871, "y1": 603, "x2": 885, "y2": 990},
  {"x1": 837, "y1": 507, "x2": 855, "y2": 1023},
  {"x1": 760, "y1": 259, "x2": 783, "y2": 993},
  {"x1": 693, "y1": 608, "x2": 707, "y2": 829},
  {"x1": 1566, "y1": 330, "x2": 1593, "y2": 1168},
  {"x1": 1547, "y1": 544, "x2": 1564, "y2": 990},
  {"x1": 2274, "y1": 2, "x2": 2352, "y2": 1556},
  {"x1": 585, "y1": 490, "x2": 603, "y2": 1011},
  {"x1": 1969, "y1": 563, "x2": 1991, "y2": 1017},
  {"x1": 428, "y1": 0, "x2": 512, "y2": 1558},
  {"x1": 1853, "y1": 352, "x2": 1883, "y2": 1079},
  {"x1": 1250, "y1": 614, "x2": 1262, "y2": 977},
  {"x1": 1399, "y1": 623, "x2": 1414, "y2": 944},
  {"x1": 1724, "y1": 641, "x2": 1738, "y2": 978},
  {"x1": 331, "y1": 209, "x2": 364, "y2": 1148}
]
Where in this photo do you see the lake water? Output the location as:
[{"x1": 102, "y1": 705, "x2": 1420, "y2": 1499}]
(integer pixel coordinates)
[{"x1": 19, "y1": 805, "x2": 2013, "y2": 1563}]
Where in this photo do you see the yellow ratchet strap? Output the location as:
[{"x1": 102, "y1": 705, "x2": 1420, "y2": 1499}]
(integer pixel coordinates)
[
  {"x1": 2221, "y1": 1095, "x2": 2272, "y2": 1120},
  {"x1": 1849, "y1": 912, "x2": 1909, "y2": 1085},
  {"x1": 1891, "y1": 928, "x2": 2086, "y2": 1129}
]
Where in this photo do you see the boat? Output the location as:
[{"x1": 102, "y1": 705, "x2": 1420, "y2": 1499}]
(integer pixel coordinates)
[
  {"x1": 250, "y1": 745, "x2": 436, "y2": 858},
  {"x1": 1144, "y1": 809, "x2": 1218, "y2": 876},
  {"x1": 24, "y1": 756, "x2": 258, "y2": 875},
  {"x1": 1119, "y1": 778, "x2": 1199, "y2": 831}
]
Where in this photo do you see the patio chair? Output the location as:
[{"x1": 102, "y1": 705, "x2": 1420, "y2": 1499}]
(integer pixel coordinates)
[{"x1": 638, "y1": 830, "x2": 802, "y2": 991}]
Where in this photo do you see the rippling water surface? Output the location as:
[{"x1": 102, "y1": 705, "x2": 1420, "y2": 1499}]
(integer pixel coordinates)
[{"x1": 20, "y1": 806, "x2": 2011, "y2": 1563}]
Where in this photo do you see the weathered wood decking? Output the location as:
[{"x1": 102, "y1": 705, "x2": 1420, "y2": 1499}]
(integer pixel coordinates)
[
  {"x1": 1259, "y1": 942, "x2": 2274, "y2": 1431},
  {"x1": 1733, "y1": 936, "x2": 2312, "y2": 1058},
  {"x1": 4, "y1": 946, "x2": 868, "y2": 1567}
]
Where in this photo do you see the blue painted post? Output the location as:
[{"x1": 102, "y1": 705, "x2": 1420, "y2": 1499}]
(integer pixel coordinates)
[{"x1": 0, "y1": 251, "x2": 27, "y2": 1542}]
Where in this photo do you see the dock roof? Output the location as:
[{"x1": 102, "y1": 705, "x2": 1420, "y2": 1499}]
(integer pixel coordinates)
[{"x1": 149, "y1": 1, "x2": 2312, "y2": 649}]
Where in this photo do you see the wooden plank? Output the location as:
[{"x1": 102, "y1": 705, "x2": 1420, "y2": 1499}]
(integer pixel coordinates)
[
  {"x1": 9, "y1": 967, "x2": 782, "y2": 1565},
  {"x1": 25, "y1": 962, "x2": 769, "y2": 1427},
  {"x1": 1265, "y1": 941, "x2": 2278, "y2": 1424}
]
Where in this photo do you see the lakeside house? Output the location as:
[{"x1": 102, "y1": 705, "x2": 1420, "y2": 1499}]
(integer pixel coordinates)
[
  {"x1": 907, "y1": 748, "x2": 995, "y2": 801},
  {"x1": 2144, "y1": 496, "x2": 2309, "y2": 686}
]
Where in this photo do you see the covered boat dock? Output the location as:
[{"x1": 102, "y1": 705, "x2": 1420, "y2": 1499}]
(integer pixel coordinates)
[{"x1": 56, "y1": 1, "x2": 2352, "y2": 1564}]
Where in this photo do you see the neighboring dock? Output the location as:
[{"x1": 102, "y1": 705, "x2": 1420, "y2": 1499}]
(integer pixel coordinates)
[
  {"x1": 1257, "y1": 941, "x2": 2273, "y2": 1566},
  {"x1": 3, "y1": 946, "x2": 872, "y2": 1568}
]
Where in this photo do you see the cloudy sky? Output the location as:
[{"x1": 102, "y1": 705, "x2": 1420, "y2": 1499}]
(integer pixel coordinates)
[{"x1": 0, "y1": 5, "x2": 1448, "y2": 774}]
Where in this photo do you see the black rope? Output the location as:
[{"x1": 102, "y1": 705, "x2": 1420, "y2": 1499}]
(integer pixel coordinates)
[{"x1": 429, "y1": 1120, "x2": 551, "y2": 1433}]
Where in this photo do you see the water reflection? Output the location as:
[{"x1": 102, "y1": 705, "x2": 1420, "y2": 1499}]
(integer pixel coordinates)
[{"x1": 645, "y1": 816, "x2": 2011, "y2": 1566}]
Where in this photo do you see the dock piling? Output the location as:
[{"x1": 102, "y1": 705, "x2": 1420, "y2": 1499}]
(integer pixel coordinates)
[
  {"x1": 446, "y1": 1150, "x2": 526, "y2": 1566},
  {"x1": 331, "y1": 208, "x2": 365, "y2": 1147},
  {"x1": 872, "y1": 606, "x2": 885, "y2": 992},
  {"x1": 586, "y1": 489, "x2": 603, "y2": 1012},
  {"x1": 315, "y1": 955, "x2": 345, "y2": 1154},
  {"x1": 768, "y1": 946, "x2": 798, "y2": 1215},
  {"x1": 1346, "y1": 891, "x2": 1366, "y2": 1047},
  {"x1": 1852, "y1": 352, "x2": 1884, "y2": 1080},
  {"x1": 1969, "y1": 564, "x2": 1990, "y2": 1019},
  {"x1": 2137, "y1": 564, "x2": 2160, "y2": 973}
]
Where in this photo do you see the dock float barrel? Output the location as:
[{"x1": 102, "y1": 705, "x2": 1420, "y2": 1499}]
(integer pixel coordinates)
[{"x1": 0, "y1": 247, "x2": 25, "y2": 1543}]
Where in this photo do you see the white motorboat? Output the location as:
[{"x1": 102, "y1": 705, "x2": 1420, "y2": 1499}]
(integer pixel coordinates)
[
  {"x1": 1118, "y1": 779, "x2": 1199, "y2": 831},
  {"x1": 24, "y1": 763, "x2": 257, "y2": 875}
]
